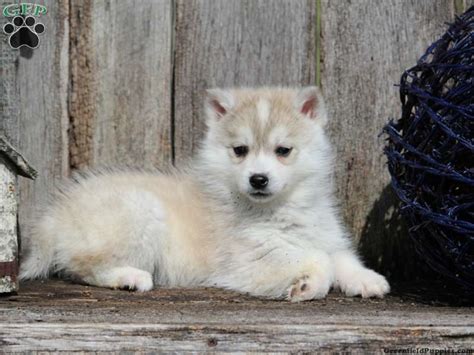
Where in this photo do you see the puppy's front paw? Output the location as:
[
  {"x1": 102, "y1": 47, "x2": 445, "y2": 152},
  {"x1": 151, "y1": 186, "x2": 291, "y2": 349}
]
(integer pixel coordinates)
[
  {"x1": 83, "y1": 266, "x2": 154, "y2": 292},
  {"x1": 116, "y1": 268, "x2": 154, "y2": 292},
  {"x1": 287, "y1": 274, "x2": 331, "y2": 302},
  {"x1": 338, "y1": 269, "x2": 390, "y2": 298}
]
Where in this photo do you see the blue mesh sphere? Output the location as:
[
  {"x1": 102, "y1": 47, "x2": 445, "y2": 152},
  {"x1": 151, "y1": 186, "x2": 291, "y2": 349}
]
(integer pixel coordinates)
[{"x1": 384, "y1": 7, "x2": 474, "y2": 295}]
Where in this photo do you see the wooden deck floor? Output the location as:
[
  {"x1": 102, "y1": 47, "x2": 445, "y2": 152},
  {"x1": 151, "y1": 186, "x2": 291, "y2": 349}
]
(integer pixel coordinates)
[{"x1": 0, "y1": 280, "x2": 473, "y2": 352}]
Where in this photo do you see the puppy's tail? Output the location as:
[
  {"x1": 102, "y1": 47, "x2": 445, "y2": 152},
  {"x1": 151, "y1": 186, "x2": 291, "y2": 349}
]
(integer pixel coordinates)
[{"x1": 19, "y1": 216, "x2": 56, "y2": 280}]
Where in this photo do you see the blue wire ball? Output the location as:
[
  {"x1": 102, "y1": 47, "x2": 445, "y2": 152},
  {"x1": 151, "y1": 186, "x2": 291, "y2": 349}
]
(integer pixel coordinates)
[{"x1": 384, "y1": 6, "x2": 474, "y2": 294}]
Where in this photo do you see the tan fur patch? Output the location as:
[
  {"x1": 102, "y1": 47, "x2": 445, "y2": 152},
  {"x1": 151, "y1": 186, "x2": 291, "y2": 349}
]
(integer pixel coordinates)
[{"x1": 221, "y1": 88, "x2": 315, "y2": 153}]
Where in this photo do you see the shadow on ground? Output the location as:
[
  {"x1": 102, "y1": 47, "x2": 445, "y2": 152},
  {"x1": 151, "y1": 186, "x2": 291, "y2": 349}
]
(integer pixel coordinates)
[
  {"x1": 359, "y1": 184, "x2": 473, "y2": 306},
  {"x1": 359, "y1": 184, "x2": 424, "y2": 282}
]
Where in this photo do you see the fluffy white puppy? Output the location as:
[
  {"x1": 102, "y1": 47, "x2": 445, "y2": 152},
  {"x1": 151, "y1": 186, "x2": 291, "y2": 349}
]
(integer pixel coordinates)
[{"x1": 20, "y1": 87, "x2": 390, "y2": 301}]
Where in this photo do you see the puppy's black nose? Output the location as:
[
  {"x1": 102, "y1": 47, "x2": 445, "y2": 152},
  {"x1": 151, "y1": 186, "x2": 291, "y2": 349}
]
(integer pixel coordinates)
[{"x1": 249, "y1": 174, "x2": 269, "y2": 190}]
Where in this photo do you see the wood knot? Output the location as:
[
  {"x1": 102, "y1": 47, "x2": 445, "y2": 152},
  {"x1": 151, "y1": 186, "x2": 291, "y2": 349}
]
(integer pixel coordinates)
[{"x1": 207, "y1": 337, "x2": 218, "y2": 347}]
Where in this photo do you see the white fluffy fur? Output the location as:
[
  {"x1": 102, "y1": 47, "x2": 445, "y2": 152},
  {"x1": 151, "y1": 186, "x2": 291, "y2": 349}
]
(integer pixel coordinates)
[{"x1": 20, "y1": 87, "x2": 389, "y2": 301}]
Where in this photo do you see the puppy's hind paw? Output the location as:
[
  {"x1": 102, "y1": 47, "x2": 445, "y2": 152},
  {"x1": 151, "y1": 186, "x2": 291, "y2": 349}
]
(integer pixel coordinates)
[{"x1": 287, "y1": 274, "x2": 330, "y2": 302}]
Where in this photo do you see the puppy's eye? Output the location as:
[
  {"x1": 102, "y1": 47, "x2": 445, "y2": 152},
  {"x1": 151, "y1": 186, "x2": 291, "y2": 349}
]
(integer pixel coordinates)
[
  {"x1": 275, "y1": 146, "x2": 292, "y2": 157},
  {"x1": 233, "y1": 146, "x2": 249, "y2": 157}
]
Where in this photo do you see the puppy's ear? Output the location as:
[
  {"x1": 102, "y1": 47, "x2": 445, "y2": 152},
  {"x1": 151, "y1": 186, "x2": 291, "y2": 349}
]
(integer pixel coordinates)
[
  {"x1": 205, "y1": 89, "x2": 235, "y2": 120},
  {"x1": 295, "y1": 86, "x2": 328, "y2": 126}
]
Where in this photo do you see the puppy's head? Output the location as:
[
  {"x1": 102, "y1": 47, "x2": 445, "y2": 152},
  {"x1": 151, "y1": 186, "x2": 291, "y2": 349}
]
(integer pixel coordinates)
[{"x1": 199, "y1": 87, "x2": 331, "y2": 204}]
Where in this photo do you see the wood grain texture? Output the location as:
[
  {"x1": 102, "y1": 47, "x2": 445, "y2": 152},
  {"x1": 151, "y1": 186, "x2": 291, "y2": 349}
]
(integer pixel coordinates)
[
  {"x1": 3, "y1": 323, "x2": 473, "y2": 352},
  {"x1": 70, "y1": 0, "x2": 173, "y2": 169},
  {"x1": 0, "y1": 280, "x2": 472, "y2": 352},
  {"x1": 456, "y1": 0, "x2": 474, "y2": 13},
  {"x1": 0, "y1": 1, "x2": 19, "y2": 144},
  {"x1": 320, "y1": 0, "x2": 456, "y2": 277},
  {"x1": 174, "y1": 0, "x2": 317, "y2": 163},
  {"x1": 1, "y1": 1, "x2": 70, "y2": 239},
  {"x1": 0, "y1": 163, "x2": 17, "y2": 292},
  {"x1": 69, "y1": 0, "x2": 94, "y2": 170}
]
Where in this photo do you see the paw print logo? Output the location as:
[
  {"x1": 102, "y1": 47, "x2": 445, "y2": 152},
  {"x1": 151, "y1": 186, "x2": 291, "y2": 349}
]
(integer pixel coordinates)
[{"x1": 3, "y1": 16, "x2": 45, "y2": 49}]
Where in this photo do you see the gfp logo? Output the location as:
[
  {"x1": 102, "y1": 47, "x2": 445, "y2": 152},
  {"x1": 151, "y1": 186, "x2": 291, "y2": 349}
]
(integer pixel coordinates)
[{"x1": 2, "y1": 3, "x2": 47, "y2": 49}]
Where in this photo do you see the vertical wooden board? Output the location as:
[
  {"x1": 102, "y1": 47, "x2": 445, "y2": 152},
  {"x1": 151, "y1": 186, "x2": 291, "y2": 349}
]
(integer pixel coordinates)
[
  {"x1": 0, "y1": 1, "x2": 19, "y2": 144},
  {"x1": 0, "y1": 163, "x2": 17, "y2": 292},
  {"x1": 69, "y1": 0, "x2": 94, "y2": 170},
  {"x1": 174, "y1": 0, "x2": 317, "y2": 163},
  {"x1": 320, "y1": 0, "x2": 455, "y2": 276},
  {"x1": 0, "y1": 1, "x2": 70, "y2": 238},
  {"x1": 456, "y1": 0, "x2": 474, "y2": 13},
  {"x1": 70, "y1": 0, "x2": 173, "y2": 170}
]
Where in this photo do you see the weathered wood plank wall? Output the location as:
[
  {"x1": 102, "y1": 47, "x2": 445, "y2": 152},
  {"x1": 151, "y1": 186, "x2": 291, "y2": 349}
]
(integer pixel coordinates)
[
  {"x1": 1, "y1": 0, "x2": 468, "y2": 280},
  {"x1": 321, "y1": 0, "x2": 456, "y2": 278},
  {"x1": 0, "y1": 161, "x2": 17, "y2": 292},
  {"x1": 457, "y1": 0, "x2": 474, "y2": 12},
  {"x1": 0, "y1": 0, "x2": 69, "y2": 236},
  {"x1": 69, "y1": 0, "x2": 173, "y2": 169},
  {"x1": 174, "y1": 0, "x2": 317, "y2": 163}
]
